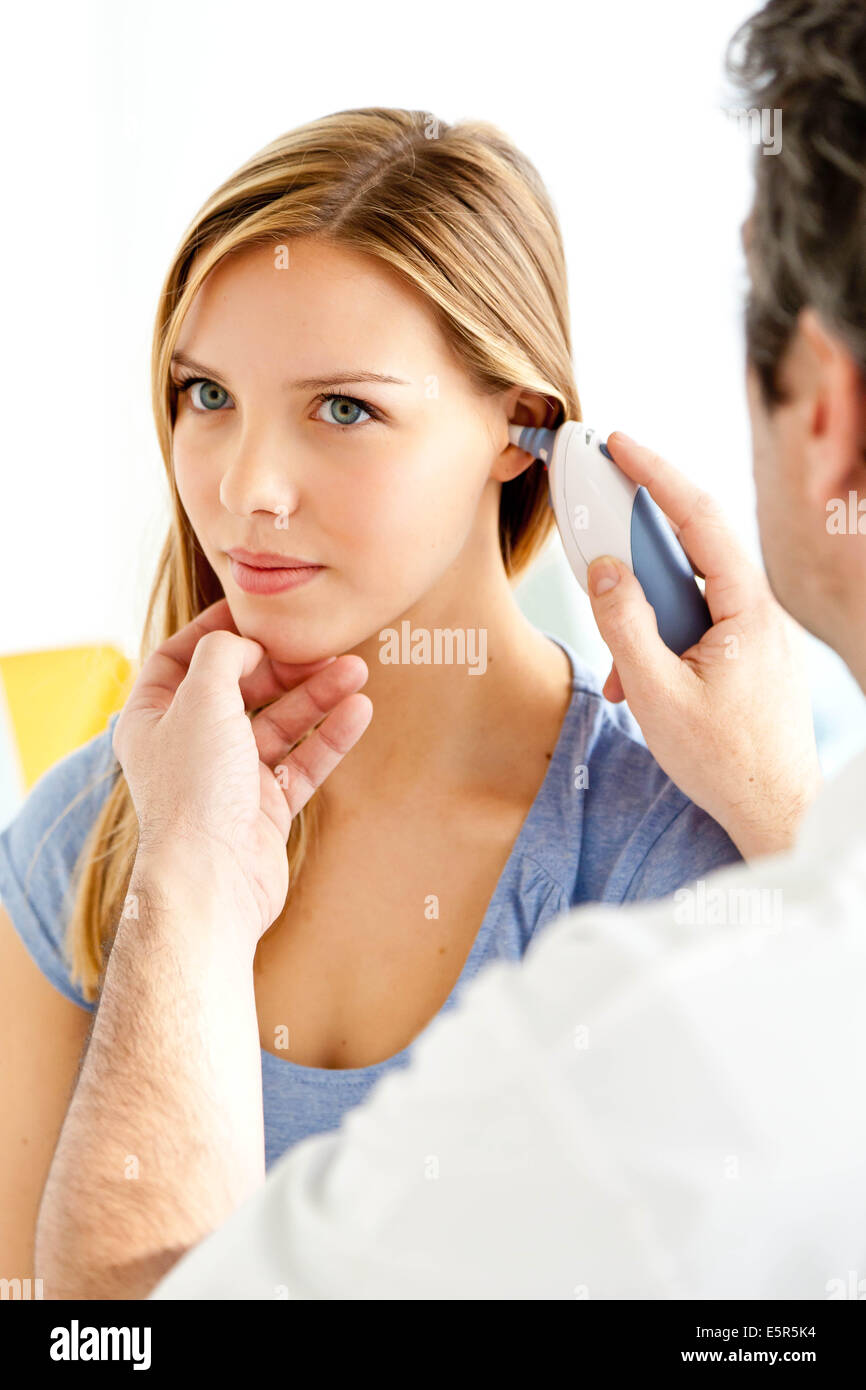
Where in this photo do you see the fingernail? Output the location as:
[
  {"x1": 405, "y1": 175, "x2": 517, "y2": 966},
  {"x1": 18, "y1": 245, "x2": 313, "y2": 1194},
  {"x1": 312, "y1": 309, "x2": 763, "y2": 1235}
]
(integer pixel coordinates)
[
  {"x1": 589, "y1": 559, "x2": 621, "y2": 596},
  {"x1": 608, "y1": 431, "x2": 635, "y2": 447}
]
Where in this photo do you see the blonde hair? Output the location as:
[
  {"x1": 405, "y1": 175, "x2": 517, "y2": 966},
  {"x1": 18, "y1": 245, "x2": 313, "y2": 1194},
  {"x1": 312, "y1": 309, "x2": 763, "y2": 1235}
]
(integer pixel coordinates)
[{"x1": 63, "y1": 107, "x2": 582, "y2": 1001}]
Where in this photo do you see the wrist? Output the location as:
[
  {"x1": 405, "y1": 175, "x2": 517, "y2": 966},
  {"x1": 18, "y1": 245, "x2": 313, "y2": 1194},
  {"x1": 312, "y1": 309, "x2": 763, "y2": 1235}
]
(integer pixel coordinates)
[
  {"x1": 128, "y1": 840, "x2": 261, "y2": 954},
  {"x1": 725, "y1": 785, "x2": 819, "y2": 861},
  {"x1": 728, "y1": 821, "x2": 797, "y2": 860}
]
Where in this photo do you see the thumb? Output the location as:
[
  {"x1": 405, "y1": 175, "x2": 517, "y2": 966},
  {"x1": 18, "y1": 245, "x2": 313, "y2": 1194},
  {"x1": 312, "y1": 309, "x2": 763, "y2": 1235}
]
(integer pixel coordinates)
[{"x1": 586, "y1": 556, "x2": 683, "y2": 696}]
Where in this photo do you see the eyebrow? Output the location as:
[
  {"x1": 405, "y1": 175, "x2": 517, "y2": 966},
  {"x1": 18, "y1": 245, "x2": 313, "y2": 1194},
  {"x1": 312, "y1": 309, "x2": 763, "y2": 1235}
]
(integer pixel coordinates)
[{"x1": 169, "y1": 351, "x2": 411, "y2": 389}]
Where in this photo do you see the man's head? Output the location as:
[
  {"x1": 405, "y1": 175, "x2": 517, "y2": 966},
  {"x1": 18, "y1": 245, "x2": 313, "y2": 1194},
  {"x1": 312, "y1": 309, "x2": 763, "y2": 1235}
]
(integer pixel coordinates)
[{"x1": 729, "y1": 0, "x2": 866, "y2": 689}]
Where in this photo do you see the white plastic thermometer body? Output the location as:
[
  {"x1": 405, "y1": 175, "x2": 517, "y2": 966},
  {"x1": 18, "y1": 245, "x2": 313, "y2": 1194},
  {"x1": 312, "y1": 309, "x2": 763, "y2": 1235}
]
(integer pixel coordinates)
[{"x1": 509, "y1": 422, "x2": 711, "y2": 655}]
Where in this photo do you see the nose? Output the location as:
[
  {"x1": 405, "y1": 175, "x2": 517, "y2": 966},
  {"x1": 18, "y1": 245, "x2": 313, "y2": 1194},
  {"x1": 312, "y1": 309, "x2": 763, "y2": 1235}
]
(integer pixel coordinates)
[{"x1": 218, "y1": 422, "x2": 302, "y2": 523}]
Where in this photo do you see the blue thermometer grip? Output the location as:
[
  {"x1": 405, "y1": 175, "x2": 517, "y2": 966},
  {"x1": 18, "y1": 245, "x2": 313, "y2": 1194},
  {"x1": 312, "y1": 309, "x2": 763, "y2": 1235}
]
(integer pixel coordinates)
[{"x1": 629, "y1": 486, "x2": 711, "y2": 655}]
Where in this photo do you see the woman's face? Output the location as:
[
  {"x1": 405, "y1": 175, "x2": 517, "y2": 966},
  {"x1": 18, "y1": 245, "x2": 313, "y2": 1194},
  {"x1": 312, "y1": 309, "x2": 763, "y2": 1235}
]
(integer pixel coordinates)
[{"x1": 171, "y1": 237, "x2": 524, "y2": 663}]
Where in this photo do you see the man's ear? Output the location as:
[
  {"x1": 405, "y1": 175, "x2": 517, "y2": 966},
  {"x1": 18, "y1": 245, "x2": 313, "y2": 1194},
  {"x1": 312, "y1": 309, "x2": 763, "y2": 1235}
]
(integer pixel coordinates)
[
  {"x1": 491, "y1": 388, "x2": 559, "y2": 483},
  {"x1": 797, "y1": 307, "x2": 866, "y2": 508}
]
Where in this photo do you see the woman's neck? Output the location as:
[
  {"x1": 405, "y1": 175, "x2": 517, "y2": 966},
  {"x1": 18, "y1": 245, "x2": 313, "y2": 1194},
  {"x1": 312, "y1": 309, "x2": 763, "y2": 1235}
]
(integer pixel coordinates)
[{"x1": 319, "y1": 561, "x2": 573, "y2": 808}]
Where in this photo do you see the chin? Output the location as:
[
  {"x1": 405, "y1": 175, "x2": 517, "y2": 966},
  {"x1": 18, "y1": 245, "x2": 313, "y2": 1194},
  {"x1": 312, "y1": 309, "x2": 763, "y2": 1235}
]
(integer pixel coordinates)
[
  {"x1": 254, "y1": 629, "x2": 334, "y2": 668},
  {"x1": 234, "y1": 609, "x2": 359, "y2": 668}
]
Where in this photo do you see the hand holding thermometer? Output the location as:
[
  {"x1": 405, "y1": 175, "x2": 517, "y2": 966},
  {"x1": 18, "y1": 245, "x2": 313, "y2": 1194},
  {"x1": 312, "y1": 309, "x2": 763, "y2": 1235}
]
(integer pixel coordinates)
[{"x1": 508, "y1": 422, "x2": 712, "y2": 656}]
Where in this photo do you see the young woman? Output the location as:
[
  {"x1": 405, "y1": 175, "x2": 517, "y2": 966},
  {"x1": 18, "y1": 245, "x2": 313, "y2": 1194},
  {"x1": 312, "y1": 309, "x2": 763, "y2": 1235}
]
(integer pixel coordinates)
[{"x1": 0, "y1": 109, "x2": 818, "y2": 1271}]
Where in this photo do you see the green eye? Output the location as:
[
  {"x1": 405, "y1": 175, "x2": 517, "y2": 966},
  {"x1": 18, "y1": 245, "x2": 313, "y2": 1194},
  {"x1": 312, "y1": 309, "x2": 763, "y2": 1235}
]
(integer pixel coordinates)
[
  {"x1": 315, "y1": 394, "x2": 373, "y2": 427},
  {"x1": 177, "y1": 377, "x2": 231, "y2": 412}
]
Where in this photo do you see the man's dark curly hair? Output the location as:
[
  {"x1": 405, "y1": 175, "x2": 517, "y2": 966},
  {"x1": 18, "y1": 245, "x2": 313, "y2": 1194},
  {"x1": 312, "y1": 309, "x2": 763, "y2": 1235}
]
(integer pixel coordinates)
[{"x1": 726, "y1": 0, "x2": 866, "y2": 406}]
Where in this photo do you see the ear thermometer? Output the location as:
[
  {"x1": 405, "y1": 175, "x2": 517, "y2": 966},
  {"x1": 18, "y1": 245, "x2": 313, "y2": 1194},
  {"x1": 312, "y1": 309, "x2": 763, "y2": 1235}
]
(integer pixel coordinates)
[{"x1": 509, "y1": 422, "x2": 711, "y2": 656}]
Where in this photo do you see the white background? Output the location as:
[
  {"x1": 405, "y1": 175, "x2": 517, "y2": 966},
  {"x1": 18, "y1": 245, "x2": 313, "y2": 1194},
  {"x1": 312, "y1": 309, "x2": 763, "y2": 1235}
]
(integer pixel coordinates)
[{"x1": 1, "y1": 0, "x2": 863, "y2": 768}]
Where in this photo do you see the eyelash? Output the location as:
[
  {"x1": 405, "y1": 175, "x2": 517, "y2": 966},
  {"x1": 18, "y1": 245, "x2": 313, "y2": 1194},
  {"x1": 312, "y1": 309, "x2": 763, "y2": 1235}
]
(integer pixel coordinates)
[{"x1": 172, "y1": 374, "x2": 383, "y2": 427}]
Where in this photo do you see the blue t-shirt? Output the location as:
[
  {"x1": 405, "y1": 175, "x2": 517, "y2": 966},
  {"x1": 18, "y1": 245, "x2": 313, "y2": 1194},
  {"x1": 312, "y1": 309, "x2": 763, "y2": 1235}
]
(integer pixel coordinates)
[{"x1": 0, "y1": 634, "x2": 741, "y2": 1170}]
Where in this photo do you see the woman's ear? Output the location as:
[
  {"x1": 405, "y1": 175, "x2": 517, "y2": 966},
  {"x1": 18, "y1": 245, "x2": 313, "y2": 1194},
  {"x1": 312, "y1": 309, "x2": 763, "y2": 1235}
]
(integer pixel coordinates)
[
  {"x1": 511, "y1": 388, "x2": 557, "y2": 431},
  {"x1": 491, "y1": 389, "x2": 559, "y2": 482}
]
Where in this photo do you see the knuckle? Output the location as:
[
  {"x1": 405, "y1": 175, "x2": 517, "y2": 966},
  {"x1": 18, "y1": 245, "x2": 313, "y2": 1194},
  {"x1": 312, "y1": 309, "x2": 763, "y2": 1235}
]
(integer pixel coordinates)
[
  {"x1": 284, "y1": 753, "x2": 317, "y2": 797},
  {"x1": 604, "y1": 600, "x2": 644, "y2": 648},
  {"x1": 316, "y1": 721, "x2": 345, "y2": 757},
  {"x1": 690, "y1": 488, "x2": 722, "y2": 529},
  {"x1": 683, "y1": 492, "x2": 717, "y2": 528},
  {"x1": 642, "y1": 448, "x2": 668, "y2": 481}
]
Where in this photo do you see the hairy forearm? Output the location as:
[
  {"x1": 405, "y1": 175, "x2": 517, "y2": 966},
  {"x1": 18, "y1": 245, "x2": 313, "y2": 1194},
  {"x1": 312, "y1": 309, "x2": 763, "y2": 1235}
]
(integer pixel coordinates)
[{"x1": 35, "y1": 849, "x2": 265, "y2": 1300}]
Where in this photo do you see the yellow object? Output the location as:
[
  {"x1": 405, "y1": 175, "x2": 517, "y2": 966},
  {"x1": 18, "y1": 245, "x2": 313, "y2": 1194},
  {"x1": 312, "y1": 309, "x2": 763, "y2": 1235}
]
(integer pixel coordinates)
[{"x1": 0, "y1": 645, "x2": 135, "y2": 792}]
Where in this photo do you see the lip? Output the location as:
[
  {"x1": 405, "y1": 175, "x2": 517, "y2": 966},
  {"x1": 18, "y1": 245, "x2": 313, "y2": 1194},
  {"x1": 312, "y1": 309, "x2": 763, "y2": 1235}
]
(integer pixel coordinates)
[
  {"x1": 229, "y1": 557, "x2": 324, "y2": 595},
  {"x1": 225, "y1": 548, "x2": 324, "y2": 597},
  {"x1": 226, "y1": 547, "x2": 320, "y2": 569}
]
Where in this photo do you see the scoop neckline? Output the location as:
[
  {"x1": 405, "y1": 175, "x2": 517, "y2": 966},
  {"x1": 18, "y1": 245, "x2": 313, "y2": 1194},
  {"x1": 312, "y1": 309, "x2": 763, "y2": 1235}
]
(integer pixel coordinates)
[{"x1": 260, "y1": 631, "x2": 579, "y2": 1083}]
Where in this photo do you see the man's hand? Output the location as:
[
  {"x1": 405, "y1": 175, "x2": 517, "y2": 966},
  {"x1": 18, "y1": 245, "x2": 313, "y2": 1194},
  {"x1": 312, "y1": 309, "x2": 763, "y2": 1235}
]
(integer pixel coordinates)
[
  {"x1": 112, "y1": 597, "x2": 372, "y2": 944},
  {"x1": 586, "y1": 432, "x2": 821, "y2": 859}
]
